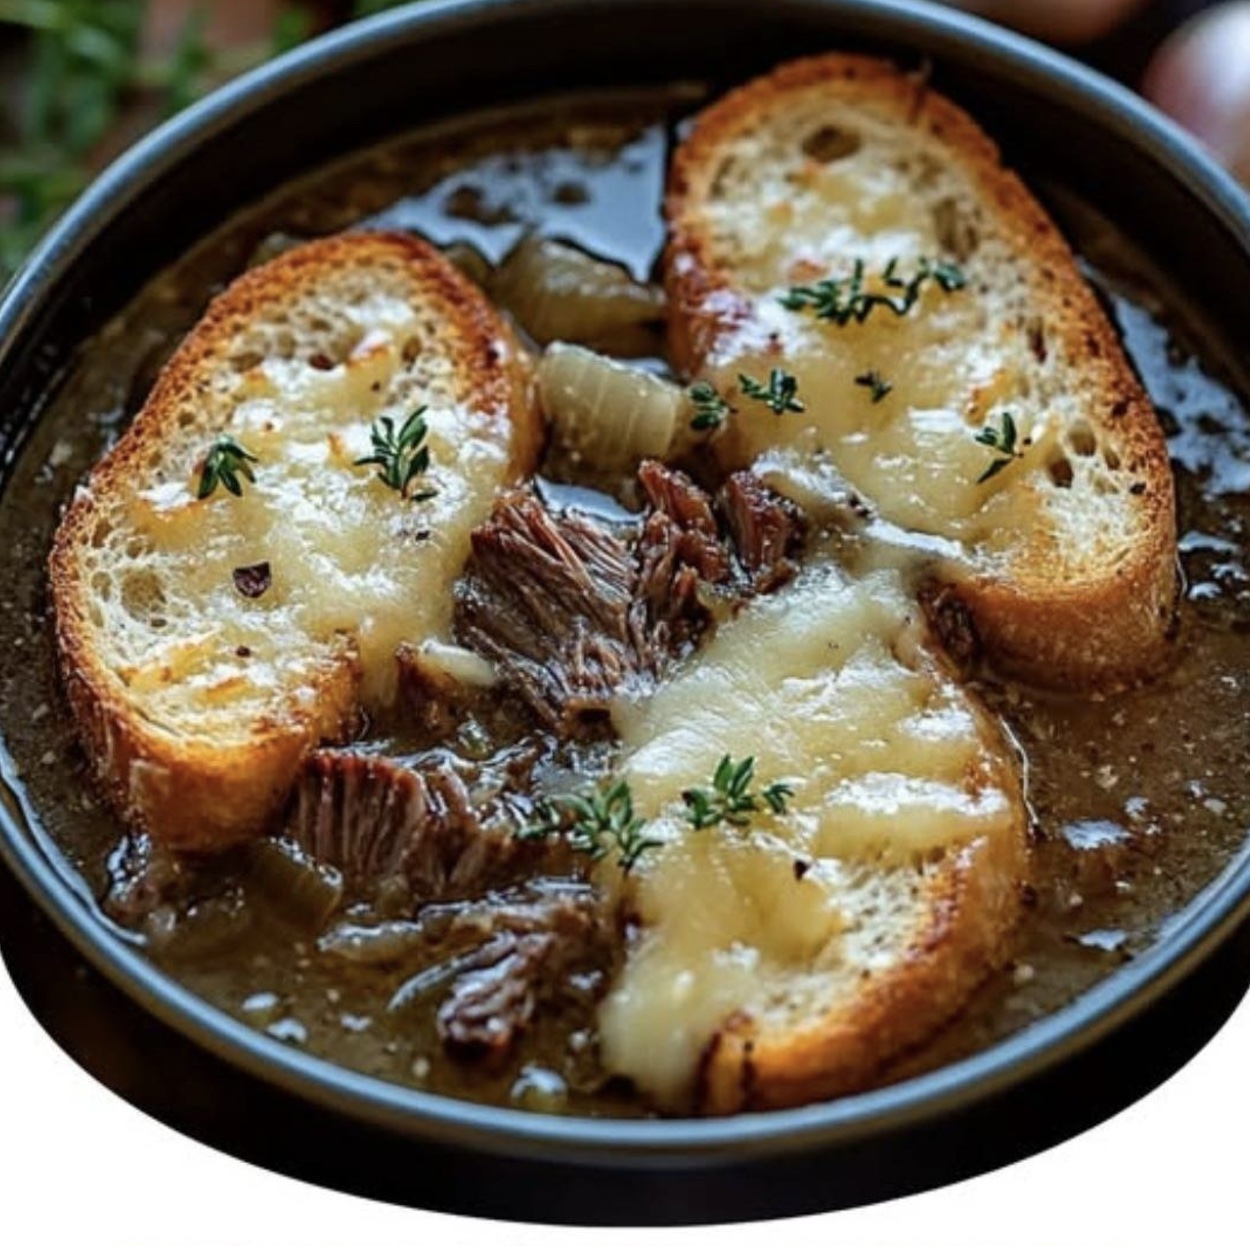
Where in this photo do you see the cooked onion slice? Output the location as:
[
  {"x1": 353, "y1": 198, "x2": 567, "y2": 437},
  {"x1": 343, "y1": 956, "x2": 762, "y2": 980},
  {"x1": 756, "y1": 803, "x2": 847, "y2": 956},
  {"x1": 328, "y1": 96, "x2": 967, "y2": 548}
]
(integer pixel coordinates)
[
  {"x1": 249, "y1": 838, "x2": 344, "y2": 931},
  {"x1": 318, "y1": 919, "x2": 426, "y2": 964},
  {"x1": 440, "y1": 240, "x2": 494, "y2": 288},
  {"x1": 538, "y1": 343, "x2": 685, "y2": 472},
  {"x1": 493, "y1": 236, "x2": 665, "y2": 355}
]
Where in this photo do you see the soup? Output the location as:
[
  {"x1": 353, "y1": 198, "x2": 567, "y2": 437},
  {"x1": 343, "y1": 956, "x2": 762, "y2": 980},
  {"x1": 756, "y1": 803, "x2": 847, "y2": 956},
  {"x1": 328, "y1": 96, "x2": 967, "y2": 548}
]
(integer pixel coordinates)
[{"x1": 2, "y1": 86, "x2": 1248, "y2": 1117}]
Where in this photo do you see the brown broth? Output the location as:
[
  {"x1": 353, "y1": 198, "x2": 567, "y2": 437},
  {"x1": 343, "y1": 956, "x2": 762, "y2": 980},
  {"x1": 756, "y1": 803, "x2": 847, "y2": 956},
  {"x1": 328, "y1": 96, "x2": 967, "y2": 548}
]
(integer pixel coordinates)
[{"x1": 1, "y1": 88, "x2": 1248, "y2": 1117}]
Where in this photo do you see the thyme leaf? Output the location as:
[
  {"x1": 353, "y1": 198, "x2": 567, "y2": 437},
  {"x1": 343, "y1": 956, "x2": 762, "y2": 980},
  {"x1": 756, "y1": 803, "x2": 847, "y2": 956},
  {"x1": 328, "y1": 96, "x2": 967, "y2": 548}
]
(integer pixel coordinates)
[
  {"x1": 739, "y1": 368, "x2": 804, "y2": 416},
  {"x1": 780, "y1": 256, "x2": 966, "y2": 327},
  {"x1": 516, "y1": 778, "x2": 661, "y2": 874},
  {"x1": 687, "y1": 380, "x2": 731, "y2": 431},
  {"x1": 681, "y1": 755, "x2": 794, "y2": 831},
  {"x1": 974, "y1": 411, "x2": 1023, "y2": 484},
  {"x1": 855, "y1": 370, "x2": 892, "y2": 403},
  {"x1": 355, "y1": 406, "x2": 437, "y2": 501},
  {"x1": 197, "y1": 434, "x2": 258, "y2": 499}
]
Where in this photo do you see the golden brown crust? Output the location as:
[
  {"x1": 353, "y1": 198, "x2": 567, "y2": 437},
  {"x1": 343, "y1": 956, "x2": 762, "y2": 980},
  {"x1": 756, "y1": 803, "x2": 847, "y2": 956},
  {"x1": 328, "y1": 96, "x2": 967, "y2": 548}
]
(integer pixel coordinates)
[
  {"x1": 50, "y1": 233, "x2": 541, "y2": 852},
  {"x1": 56, "y1": 646, "x2": 361, "y2": 854},
  {"x1": 697, "y1": 742, "x2": 1030, "y2": 1115},
  {"x1": 666, "y1": 53, "x2": 1177, "y2": 691}
]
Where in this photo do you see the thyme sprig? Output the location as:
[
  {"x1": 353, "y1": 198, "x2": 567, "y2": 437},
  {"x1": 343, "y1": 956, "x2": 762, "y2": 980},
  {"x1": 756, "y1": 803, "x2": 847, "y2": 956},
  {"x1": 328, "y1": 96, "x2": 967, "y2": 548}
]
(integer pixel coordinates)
[
  {"x1": 739, "y1": 368, "x2": 804, "y2": 416},
  {"x1": 687, "y1": 380, "x2": 731, "y2": 431},
  {"x1": 517, "y1": 778, "x2": 661, "y2": 874},
  {"x1": 855, "y1": 370, "x2": 893, "y2": 403},
  {"x1": 974, "y1": 411, "x2": 1023, "y2": 484},
  {"x1": 780, "y1": 256, "x2": 966, "y2": 327},
  {"x1": 356, "y1": 406, "x2": 437, "y2": 501},
  {"x1": 681, "y1": 755, "x2": 794, "y2": 831},
  {"x1": 196, "y1": 434, "x2": 258, "y2": 499}
]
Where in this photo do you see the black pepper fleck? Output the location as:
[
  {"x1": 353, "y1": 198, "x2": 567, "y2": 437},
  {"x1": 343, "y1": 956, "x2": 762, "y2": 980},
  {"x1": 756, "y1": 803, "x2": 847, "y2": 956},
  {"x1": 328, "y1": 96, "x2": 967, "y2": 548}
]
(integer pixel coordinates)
[{"x1": 232, "y1": 562, "x2": 272, "y2": 599}]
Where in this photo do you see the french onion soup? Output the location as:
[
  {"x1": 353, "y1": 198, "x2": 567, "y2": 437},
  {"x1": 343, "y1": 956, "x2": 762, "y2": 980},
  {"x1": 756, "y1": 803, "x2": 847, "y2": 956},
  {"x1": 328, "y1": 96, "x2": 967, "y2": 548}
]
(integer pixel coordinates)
[{"x1": 2, "y1": 64, "x2": 1248, "y2": 1117}]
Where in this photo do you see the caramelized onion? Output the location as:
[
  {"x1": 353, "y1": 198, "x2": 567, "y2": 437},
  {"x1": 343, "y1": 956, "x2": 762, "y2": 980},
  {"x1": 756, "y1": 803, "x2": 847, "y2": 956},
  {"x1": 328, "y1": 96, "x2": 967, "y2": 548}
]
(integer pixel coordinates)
[
  {"x1": 538, "y1": 343, "x2": 683, "y2": 472},
  {"x1": 248, "y1": 838, "x2": 344, "y2": 931},
  {"x1": 440, "y1": 240, "x2": 494, "y2": 288},
  {"x1": 318, "y1": 919, "x2": 427, "y2": 965},
  {"x1": 493, "y1": 236, "x2": 665, "y2": 356},
  {"x1": 409, "y1": 639, "x2": 497, "y2": 690},
  {"x1": 387, "y1": 949, "x2": 481, "y2": 1015},
  {"x1": 144, "y1": 891, "x2": 254, "y2": 959}
]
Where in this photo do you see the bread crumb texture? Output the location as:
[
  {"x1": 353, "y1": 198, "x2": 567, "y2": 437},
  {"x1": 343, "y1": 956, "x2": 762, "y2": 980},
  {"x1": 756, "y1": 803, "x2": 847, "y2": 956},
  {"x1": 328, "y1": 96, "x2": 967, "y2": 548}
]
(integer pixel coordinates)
[
  {"x1": 51, "y1": 233, "x2": 536, "y2": 848},
  {"x1": 667, "y1": 54, "x2": 1177, "y2": 688}
]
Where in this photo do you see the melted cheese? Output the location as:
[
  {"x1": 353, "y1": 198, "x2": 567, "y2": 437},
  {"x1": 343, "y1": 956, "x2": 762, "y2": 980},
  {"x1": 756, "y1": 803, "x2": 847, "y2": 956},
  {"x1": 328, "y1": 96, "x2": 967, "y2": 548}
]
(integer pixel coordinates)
[
  {"x1": 597, "y1": 562, "x2": 1017, "y2": 1107},
  {"x1": 698, "y1": 133, "x2": 1068, "y2": 553},
  {"x1": 119, "y1": 304, "x2": 512, "y2": 729}
]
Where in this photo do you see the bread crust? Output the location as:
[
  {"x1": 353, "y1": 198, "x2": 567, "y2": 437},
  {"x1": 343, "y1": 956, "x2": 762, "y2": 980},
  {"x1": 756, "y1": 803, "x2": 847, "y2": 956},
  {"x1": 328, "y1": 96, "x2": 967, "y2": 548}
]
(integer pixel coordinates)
[
  {"x1": 51, "y1": 233, "x2": 540, "y2": 852},
  {"x1": 685, "y1": 623, "x2": 1030, "y2": 1115},
  {"x1": 698, "y1": 804, "x2": 1028, "y2": 1114},
  {"x1": 666, "y1": 53, "x2": 1178, "y2": 691}
]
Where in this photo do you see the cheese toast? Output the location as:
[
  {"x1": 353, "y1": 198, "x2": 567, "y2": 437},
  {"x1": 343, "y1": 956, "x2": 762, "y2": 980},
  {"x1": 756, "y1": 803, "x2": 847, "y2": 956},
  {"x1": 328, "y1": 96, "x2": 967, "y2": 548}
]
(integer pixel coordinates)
[
  {"x1": 666, "y1": 54, "x2": 1177, "y2": 689},
  {"x1": 51, "y1": 233, "x2": 540, "y2": 851},
  {"x1": 598, "y1": 561, "x2": 1029, "y2": 1112}
]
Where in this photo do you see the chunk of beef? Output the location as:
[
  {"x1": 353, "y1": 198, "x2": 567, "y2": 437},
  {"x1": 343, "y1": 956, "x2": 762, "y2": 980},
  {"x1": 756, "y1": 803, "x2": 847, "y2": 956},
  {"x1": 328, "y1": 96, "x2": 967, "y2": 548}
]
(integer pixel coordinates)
[
  {"x1": 436, "y1": 885, "x2": 614, "y2": 1062},
  {"x1": 395, "y1": 644, "x2": 476, "y2": 741},
  {"x1": 286, "y1": 750, "x2": 532, "y2": 902},
  {"x1": 437, "y1": 931, "x2": 555, "y2": 1059},
  {"x1": 630, "y1": 461, "x2": 732, "y2": 662},
  {"x1": 638, "y1": 460, "x2": 727, "y2": 578},
  {"x1": 717, "y1": 470, "x2": 806, "y2": 592},
  {"x1": 454, "y1": 492, "x2": 640, "y2": 733},
  {"x1": 454, "y1": 463, "x2": 803, "y2": 738}
]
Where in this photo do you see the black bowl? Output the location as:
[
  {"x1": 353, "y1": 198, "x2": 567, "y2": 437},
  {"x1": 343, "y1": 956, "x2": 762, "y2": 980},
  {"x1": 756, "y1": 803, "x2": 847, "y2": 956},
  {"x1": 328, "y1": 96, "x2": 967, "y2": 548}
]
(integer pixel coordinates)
[{"x1": 2, "y1": 0, "x2": 1250, "y2": 1227}]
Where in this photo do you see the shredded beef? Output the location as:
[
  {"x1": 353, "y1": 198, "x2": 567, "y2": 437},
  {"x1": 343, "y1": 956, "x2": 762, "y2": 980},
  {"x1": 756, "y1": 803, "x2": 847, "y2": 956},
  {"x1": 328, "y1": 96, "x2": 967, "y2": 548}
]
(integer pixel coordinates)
[
  {"x1": 638, "y1": 460, "x2": 728, "y2": 579},
  {"x1": 630, "y1": 461, "x2": 732, "y2": 662},
  {"x1": 435, "y1": 885, "x2": 614, "y2": 1062},
  {"x1": 454, "y1": 462, "x2": 805, "y2": 736},
  {"x1": 286, "y1": 750, "x2": 532, "y2": 901},
  {"x1": 437, "y1": 931, "x2": 555, "y2": 1058},
  {"x1": 454, "y1": 492, "x2": 638, "y2": 732},
  {"x1": 717, "y1": 470, "x2": 806, "y2": 592}
]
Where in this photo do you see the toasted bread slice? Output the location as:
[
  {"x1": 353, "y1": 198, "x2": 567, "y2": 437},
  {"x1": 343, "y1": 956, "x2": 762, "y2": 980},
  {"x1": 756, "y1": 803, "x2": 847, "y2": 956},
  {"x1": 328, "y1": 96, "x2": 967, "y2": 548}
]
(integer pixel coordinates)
[
  {"x1": 666, "y1": 54, "x2": 1177, "y2": 690},
  {"x1": 51, "y1": 233, "x2": 540, "y2": 852},
  {"x1": 598, "y1": 562, "x2": 1029, "y2": 1113}
]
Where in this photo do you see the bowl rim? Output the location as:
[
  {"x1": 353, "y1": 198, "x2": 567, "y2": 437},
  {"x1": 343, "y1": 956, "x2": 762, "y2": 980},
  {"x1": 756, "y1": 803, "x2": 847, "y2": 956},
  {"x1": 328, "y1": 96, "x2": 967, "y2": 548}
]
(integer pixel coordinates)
[{"x1": 2, "y1": 0, "x2": 1250, "y2": 1164}]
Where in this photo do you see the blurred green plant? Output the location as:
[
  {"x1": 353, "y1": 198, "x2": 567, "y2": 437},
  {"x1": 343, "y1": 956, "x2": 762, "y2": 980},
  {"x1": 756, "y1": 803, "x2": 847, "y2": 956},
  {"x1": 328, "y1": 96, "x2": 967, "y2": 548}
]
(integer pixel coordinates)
[{"x1": 0, "y1": 0, "x2": 411, "y2": 287}]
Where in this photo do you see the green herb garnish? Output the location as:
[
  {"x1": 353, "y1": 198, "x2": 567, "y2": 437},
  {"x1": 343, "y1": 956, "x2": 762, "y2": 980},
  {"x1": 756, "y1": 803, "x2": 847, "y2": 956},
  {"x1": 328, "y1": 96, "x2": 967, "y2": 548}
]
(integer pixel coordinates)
[
  {"x1": 974, "y1": 411, "x2": 1023, "y2": 484},
  {"x1": 855, "y1": 370, "x2": 893, "y2": 403},
  {"x1": 355, "y1": 407, "x2": 437, "y2": 501},
  {"x1": 197, "y1": 435, "x2": 258, "y2": 499},
  {"x1": 688, "y1": 380, "x2": 731, "y2": 431},
  {"x1": 681, "y1": 755, "x2": 794, "y2": 831},
  {"x1": 739, "y1": 368, "x2": 804, "y2": 416},
  {"x1": 517, "y1": 779, "x2": 660, "y2": 874},
  {"x1": 780, "y1": 256, "x2": 966, "y2": 327}
]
